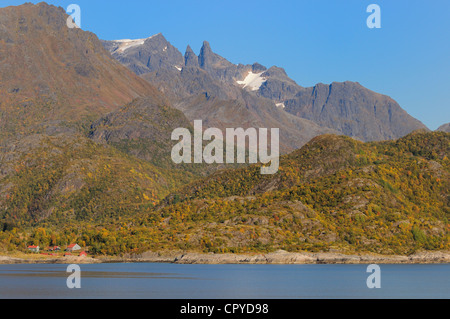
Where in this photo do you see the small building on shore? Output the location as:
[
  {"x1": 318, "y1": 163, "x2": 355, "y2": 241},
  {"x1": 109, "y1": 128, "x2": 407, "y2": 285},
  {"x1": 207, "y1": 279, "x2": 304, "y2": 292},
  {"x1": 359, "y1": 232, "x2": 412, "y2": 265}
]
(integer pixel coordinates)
[
  {"x1": 27, "y1": 245, "x2": 39, "y2": 253},
  {"x1": 66, "y1": 244, "x2": 81, "y2": 252}
]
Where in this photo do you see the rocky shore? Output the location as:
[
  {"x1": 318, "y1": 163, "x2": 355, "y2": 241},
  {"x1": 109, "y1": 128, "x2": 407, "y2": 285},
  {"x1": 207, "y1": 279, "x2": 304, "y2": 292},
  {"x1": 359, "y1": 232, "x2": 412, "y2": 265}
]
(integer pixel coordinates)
[
  {"x1": 0, "y1": 255, "x2": 101, "y2": 265},
  {"x1": 3, "y1": 250, "x2": 448, "y2": 265},
  {"x1": 129, "y1": 250, "x2": 450, "y2": 265}
]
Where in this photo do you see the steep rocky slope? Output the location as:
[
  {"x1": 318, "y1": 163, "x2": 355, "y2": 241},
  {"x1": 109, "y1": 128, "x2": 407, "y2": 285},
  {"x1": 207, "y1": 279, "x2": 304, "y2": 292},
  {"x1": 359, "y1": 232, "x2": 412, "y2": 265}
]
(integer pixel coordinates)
[{"x1": 0, "y1": 3, "x2": 157, "y2": 139}]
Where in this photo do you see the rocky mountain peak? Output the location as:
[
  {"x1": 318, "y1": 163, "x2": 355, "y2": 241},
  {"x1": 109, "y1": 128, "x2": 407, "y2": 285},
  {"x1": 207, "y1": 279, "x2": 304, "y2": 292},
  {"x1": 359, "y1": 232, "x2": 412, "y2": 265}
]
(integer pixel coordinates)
[
  {"x1": 198, "y1": 41, "x2": 234, "y2": 70},
  {"x1": 196, "y1": 40, "x2": 238, "y2": 82},
  {"x1": 201, "y1": 40, "x2": 212, "y2": 52},
  {"x1": 184, "y1": 45, "x2": 199, "y2": 67},
  {"x1": 185, "y1": 44, "x2": 194, "y2": 53},
  {"x1": 262, "y1": 66, "x2": 289, "y2": 79},
  {"x1": 145, "y1": 32, "x2": 169, "y2": 46},
  {"x1": 198, "y1": 41, "x2": 215, "y2": 69},
  {"x1": 102, "y1": 32, "x2": 184, "y2": 75},
  {"x1": 252, "y1": 63, "x2": 267, "y2": 73}
]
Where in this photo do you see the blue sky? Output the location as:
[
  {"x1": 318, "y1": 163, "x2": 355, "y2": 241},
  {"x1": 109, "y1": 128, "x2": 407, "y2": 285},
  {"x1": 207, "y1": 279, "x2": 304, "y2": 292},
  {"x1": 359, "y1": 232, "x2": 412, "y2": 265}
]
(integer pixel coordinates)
[{"x1": 1, "y1": 0, "x2": 449, "y2": 129}]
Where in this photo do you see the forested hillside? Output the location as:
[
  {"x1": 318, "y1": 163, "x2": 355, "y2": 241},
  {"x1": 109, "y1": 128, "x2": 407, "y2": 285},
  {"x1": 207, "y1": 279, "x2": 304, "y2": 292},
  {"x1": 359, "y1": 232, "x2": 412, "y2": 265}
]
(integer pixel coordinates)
[{"x1": 1, "y1": 132, "x2": 448, "y2": 256}]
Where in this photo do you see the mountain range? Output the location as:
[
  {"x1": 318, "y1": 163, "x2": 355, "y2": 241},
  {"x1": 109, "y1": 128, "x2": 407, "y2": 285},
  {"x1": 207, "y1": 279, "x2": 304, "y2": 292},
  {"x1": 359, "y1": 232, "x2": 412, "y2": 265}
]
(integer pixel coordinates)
[
  {"x1": 0, "y1": 3, "x2": 447, "y2": 256},
  {"x1": 103, "y1": 34, "x2": 428, "y2": 150}
]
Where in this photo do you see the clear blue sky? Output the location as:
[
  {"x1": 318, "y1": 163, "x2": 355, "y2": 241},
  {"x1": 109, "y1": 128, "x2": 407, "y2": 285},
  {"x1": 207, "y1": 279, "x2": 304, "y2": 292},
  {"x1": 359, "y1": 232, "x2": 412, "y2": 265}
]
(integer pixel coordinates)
[{"x1": 2, "y1": 0, "x2": 449, "y2": 129}]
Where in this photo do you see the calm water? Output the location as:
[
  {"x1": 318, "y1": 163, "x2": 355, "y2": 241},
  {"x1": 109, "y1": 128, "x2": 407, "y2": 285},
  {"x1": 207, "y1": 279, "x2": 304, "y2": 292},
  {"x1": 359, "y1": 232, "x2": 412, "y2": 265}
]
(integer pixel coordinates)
[{"x1": 0, "y1": 263, "x2": 448, "y2": 299}]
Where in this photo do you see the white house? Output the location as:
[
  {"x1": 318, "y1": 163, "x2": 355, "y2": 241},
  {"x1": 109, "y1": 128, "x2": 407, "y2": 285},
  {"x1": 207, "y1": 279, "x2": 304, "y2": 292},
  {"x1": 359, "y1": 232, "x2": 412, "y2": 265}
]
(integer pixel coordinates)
[{"x1": 66, "y1": 244, "x2": 81, "y2": 252}]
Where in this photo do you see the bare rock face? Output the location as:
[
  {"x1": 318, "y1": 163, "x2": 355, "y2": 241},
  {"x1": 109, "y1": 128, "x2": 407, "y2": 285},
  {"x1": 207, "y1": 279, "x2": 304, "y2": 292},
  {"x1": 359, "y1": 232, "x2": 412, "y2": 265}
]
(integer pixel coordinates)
[
  {"x1": 283, "y1": 81, "x2": 428, "y2": 141},
  {"x1": 184, "y1": 45, "x2": 199, "y2": 68},
  {"x1": 258, "y1": 67, "x2": 301, "y2": 101},
  {"x1": 197, "y1": 41, "x2": 244, "y2": 81},
  {"x1": 102, "y1": 33, "x2": 184, "y2": 75}
]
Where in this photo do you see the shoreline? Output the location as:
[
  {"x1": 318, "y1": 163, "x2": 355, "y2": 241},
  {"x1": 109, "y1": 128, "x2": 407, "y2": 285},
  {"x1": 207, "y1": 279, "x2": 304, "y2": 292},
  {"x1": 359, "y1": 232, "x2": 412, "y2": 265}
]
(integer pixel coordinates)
[{"x1": 1, "y1": 250, "x2": 449, "y2": 265}]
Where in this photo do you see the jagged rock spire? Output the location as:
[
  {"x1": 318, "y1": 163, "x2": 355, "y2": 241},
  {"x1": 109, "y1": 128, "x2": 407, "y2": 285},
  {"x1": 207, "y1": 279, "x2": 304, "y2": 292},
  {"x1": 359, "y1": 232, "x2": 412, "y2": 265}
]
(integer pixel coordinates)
[{"x1": 184, "y1": 45, "x2": 199, "y2": 67}]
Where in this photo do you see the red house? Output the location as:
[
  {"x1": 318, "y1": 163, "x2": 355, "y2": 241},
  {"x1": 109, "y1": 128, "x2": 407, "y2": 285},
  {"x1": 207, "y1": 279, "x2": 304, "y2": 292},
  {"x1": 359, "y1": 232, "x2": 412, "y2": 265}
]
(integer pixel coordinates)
[{"x1": 79, "y1": 251, "x2": 87, "y2": 257}]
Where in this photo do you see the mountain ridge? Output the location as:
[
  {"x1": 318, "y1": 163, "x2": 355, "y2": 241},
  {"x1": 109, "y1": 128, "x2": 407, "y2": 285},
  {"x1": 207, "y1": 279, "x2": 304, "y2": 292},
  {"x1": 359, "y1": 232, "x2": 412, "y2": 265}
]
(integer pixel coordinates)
[{"x1": 103, "y1": 33, "x2": 428, "y2": 147}]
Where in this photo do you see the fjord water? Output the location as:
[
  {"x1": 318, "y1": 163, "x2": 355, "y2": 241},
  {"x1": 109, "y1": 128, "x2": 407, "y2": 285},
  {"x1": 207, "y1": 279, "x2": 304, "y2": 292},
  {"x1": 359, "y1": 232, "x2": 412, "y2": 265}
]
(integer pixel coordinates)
[{"x1": 0, "y1": 263, "x2": 448, "y2": 299}]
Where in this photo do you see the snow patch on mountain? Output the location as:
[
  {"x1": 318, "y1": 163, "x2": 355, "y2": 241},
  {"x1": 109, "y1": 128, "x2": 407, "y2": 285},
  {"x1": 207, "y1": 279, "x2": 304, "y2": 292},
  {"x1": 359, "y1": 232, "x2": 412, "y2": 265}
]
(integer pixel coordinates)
[
  {"x1": 236, "y1": 72, "x2": 267, "y2": 91},
  {"x1": 113, "y1": 35, "x2": 155, "y2": 53}
]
